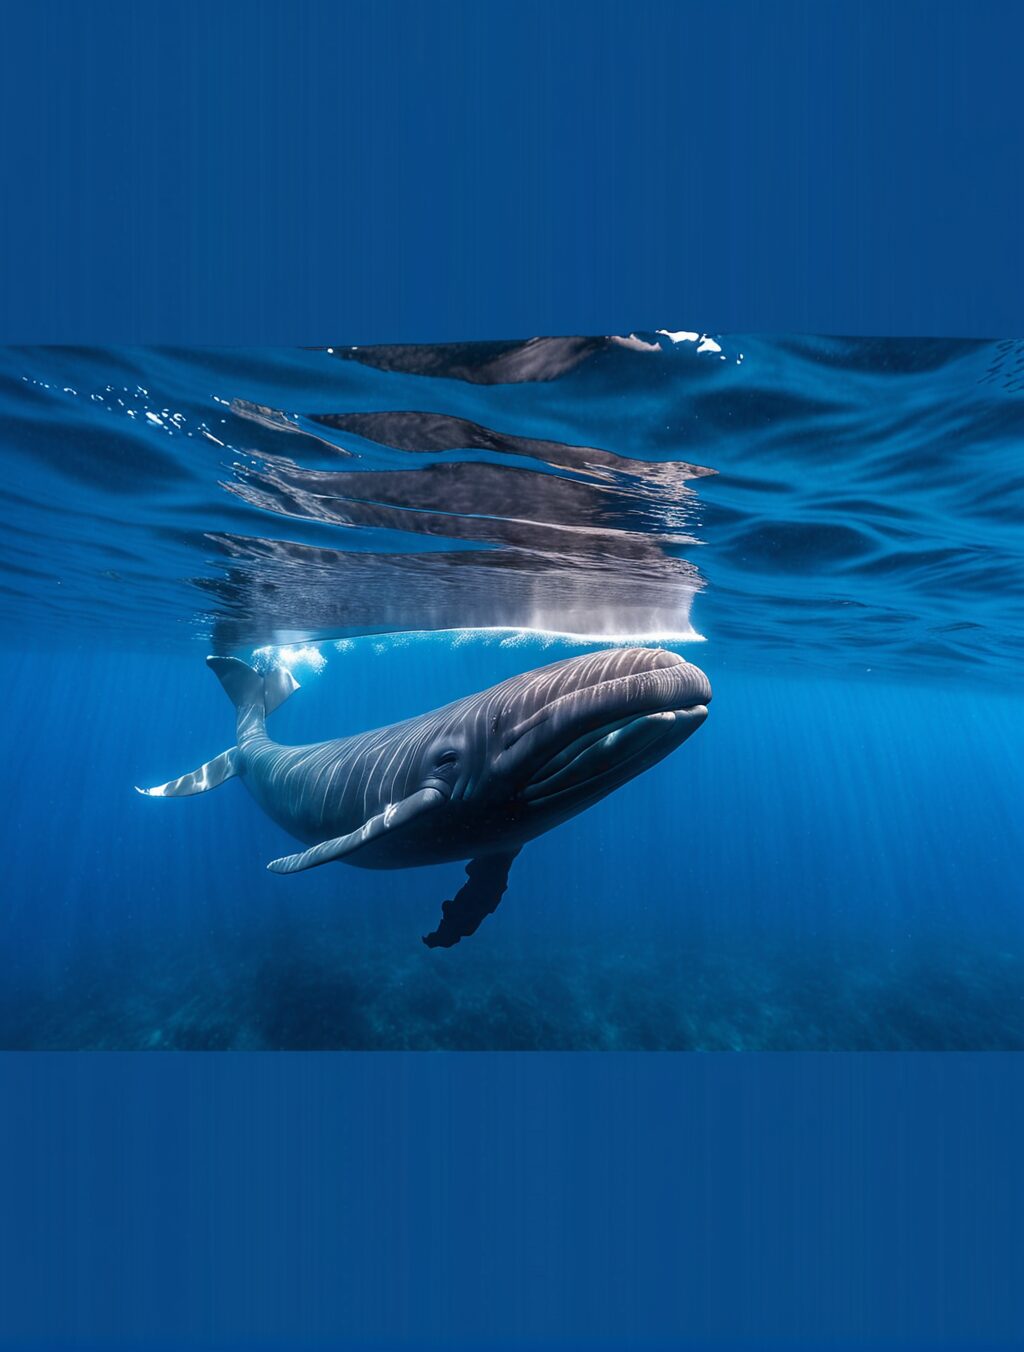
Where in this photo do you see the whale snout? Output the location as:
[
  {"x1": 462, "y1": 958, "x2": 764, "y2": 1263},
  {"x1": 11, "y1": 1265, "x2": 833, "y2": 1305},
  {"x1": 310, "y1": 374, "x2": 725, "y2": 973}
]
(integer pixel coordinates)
[
  {"x1": 494, "y1": 647, "x2": 711, "y2": 811},
  {"x1": 654, "y1": 651, "x2": 712, "y2": 711},
  {"x1": 503, "y1": 647, "x2": 711, "y2": 747},
  {"x1": 585, "y1": 646, "x2": 711, "y2": 714},
  {"x1": 593, "y1": 648, "x2": 712, "y2": 720}
]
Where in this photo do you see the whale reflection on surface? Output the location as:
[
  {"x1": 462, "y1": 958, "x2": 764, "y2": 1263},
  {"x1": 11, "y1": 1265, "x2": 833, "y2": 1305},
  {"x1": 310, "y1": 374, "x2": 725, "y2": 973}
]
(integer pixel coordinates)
[
  {"x1": 1, "y1": 333, "x2": 1022, "y2": 680},
  {"x1": 318, "y1": 333, "x2": 635, "y2": 384},
  {"x1": 207, "y1": 397, "x2": 710, "y2": 649}
]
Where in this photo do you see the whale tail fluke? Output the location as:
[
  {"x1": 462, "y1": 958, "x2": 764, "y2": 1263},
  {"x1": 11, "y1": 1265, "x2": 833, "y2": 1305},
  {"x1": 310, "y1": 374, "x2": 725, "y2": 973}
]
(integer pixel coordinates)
[
  {"x1": 135, "y1": 656, "x2": 299, "y2": 798},
  {"x1": 206, "y1": 655, "x2": 299, "y2": 715}
]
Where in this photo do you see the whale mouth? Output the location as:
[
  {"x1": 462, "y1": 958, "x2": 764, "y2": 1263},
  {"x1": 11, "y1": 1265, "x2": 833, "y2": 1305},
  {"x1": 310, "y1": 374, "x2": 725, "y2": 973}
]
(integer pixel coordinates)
[{"x1": 522, "y1": 702, "x2": 708, "y2": 804}]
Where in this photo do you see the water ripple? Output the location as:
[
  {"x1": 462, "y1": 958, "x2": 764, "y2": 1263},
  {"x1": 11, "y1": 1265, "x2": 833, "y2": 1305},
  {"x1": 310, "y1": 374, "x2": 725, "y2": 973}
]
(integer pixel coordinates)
[{"x1": 0, "y1": 334, "x2": 1021, "y2": 683}]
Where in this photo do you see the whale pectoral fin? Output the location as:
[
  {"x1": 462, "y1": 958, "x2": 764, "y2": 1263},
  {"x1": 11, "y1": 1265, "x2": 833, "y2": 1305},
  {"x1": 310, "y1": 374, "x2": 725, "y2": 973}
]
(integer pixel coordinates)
[
  {"x1": 136, "y1": 747, "x2": 239, "y2": 797},
  {"x1": 266, "y1": 786, "x2": 446, "y2": 875},
  {"x1": 422, "y1": 849, "x2": 521, "y2": 949}
]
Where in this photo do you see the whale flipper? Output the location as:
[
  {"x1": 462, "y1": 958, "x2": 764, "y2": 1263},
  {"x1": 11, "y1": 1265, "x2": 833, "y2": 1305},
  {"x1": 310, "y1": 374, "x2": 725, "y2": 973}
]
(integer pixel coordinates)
[
  {"x1": 422, "y1": 849, "x2": 521, "y2": 949},
  {"x1": 266, "y1": 786, "x2": 447, "y2": 874},
  {"x1": 136, "y1": 747, "x2": 239, "y2": 797}
]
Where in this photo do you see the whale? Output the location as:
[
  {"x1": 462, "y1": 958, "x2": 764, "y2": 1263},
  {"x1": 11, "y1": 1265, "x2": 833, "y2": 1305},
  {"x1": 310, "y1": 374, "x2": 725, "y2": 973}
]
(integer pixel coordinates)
[{"x1": 138, "y1": 647, "x2": 712, "y2": 947}]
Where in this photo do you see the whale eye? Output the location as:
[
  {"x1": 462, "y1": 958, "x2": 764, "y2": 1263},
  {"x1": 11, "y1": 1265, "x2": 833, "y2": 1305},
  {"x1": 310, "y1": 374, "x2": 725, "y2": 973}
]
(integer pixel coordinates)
[{"x1": 436, "y1": 750, "x2": 458, "y2": 767}]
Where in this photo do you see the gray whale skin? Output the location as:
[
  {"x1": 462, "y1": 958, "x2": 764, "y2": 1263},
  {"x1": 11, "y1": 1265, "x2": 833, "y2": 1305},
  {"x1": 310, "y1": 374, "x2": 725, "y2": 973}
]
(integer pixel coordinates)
[{"x1": 138, "y1": 647, "x2": 711, "y2": 948}]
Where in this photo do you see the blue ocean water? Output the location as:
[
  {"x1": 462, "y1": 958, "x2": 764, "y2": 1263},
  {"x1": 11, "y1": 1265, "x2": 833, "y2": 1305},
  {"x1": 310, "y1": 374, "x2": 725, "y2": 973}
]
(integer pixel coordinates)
[{"x1": 2, "y1": 334, "x2": 1022, "y2": 1049}]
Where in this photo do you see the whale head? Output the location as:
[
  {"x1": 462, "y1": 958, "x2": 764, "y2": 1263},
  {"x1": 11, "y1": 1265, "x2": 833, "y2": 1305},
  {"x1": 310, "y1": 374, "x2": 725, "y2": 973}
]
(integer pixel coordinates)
[{"x1": 443, "y1": 647, "x2": 712, "y2": 826}]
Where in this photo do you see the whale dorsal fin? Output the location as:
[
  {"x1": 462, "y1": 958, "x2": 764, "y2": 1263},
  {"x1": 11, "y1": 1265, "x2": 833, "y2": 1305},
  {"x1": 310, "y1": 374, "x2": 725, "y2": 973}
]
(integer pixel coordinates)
[{"x1": 266, "y1": 786, "x2": 446, "y2": 874}]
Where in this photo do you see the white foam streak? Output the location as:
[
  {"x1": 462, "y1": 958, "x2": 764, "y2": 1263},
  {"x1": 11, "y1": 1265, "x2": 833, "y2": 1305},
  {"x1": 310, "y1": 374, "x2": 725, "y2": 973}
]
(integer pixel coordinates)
[{"x1": 253, "y1": 643, "x2": 328, "y2": 675}]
